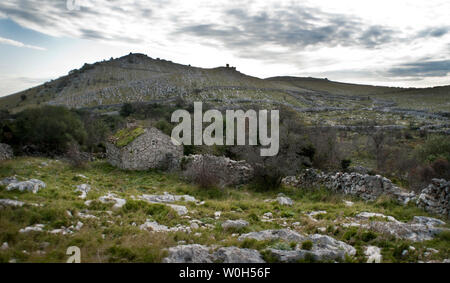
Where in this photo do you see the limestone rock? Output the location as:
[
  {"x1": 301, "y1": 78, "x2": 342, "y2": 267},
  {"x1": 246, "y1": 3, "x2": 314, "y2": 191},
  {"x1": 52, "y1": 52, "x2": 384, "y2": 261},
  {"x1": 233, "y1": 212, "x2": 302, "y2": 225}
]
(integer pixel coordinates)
[
  {"x1": 365, "y1": 246, "x2": 382, "y2": 263},
  {"x1": 75, "y1": 184, "x2": 91, "y2": 199},
  {"x1": 98, "y1": 193, "x2": 126, "y2": 209},
  {"x1": 214, "y1": 247, "x2": 265, "y2": 263},
  {"x1": 221, "y1": 220, "x2": 249, "y2": 230},
  {"x1": 417, "y1": 179, "x2": 449, "y2": 218},
  {"x1": 238, "y1": 229, "x2": 307, "y2": 243},
  {"x1": 6, "y1": 179, "x2": 46, "y2": 194},
  {"x1": 276, "y1": 194, "x2": 293, "y2": 206},
  {"x1": 0, "y1": 199, "x2": 25, "y2": 208},
  {"x1": 163, "y1": 244, "x2": 213, "y2": 263}
]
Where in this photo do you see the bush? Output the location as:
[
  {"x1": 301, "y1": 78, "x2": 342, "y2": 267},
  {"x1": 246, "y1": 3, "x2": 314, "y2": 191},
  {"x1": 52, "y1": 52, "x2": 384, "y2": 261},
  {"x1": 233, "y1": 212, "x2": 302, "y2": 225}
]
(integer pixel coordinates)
[
  {"x1": 12, "y1": 106, "x2": 87, "y2": 154},
  {"x1": 415, "y1": 135, "x2": 450, "y2": 163},
  {"x1": 301, "y1": 240, "x2": 313, "y2": 250},
  {"x1": 341, "y1": 159, "x2": 351, "y2": 171},
  {"x1": 120, "y1": 103, "x2": 133, "y2": 117},
  {"x1": 250, "y1": 164, "x2": 283, "y2": 191}
]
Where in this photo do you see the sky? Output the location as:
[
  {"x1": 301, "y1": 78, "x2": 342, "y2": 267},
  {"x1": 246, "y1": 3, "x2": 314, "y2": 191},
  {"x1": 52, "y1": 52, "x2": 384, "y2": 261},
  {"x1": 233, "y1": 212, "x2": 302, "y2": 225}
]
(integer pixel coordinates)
[{"x1": 0, "y1": 0, "x2": 449, "y2": 97}]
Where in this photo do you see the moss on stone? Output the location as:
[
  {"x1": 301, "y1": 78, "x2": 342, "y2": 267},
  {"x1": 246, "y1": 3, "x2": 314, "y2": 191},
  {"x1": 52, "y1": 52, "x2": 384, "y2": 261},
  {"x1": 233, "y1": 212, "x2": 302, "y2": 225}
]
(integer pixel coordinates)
[{"x1": 112, "y1": 127, "x2": 145, "y2": 147}]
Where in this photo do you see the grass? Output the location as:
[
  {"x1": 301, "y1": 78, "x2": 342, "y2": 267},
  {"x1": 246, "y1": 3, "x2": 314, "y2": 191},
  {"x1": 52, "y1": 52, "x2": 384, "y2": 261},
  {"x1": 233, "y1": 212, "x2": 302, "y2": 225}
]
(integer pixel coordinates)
[
  {"x1": 0, "y1": 157, "x2": 448, "y2": 263},
  {"x1": 110, "y1": 127, "x2": 145, "y2": 147}
]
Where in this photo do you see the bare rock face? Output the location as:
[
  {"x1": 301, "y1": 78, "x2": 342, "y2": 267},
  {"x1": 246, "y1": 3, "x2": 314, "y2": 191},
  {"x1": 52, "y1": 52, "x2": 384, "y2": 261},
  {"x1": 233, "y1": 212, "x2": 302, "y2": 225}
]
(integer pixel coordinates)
[
  {"x1": 417, "y1": 179, "x2": 449, "y2": 218},
  {"x1": 214, "y1": 247, "x2": 265, "y2": 263},
  {"x1": 0, "y1": 143, "x2": 13, "y2": 161},
  {"x1": 106, "y1": 127, "x2": 183, "y2": 171},
  {"x1": 282, "y1": 169, "x2": 415, "y2": 204},
  {"x1": 182, "y1": 154, "x2": 254, "y2": 187}
]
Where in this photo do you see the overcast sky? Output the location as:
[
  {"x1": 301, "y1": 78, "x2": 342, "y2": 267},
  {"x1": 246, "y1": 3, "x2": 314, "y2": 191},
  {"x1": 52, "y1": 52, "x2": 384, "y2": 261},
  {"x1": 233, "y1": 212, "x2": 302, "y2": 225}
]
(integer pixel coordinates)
[{"x1": 0, "y1": 0, "x2": 449, "y2": 97}]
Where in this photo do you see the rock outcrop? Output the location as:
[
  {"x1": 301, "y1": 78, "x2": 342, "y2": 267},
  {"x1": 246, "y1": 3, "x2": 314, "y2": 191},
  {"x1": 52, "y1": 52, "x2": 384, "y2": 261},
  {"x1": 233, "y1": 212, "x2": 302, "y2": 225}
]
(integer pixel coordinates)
[
  {"x1": 0, "y1": 143, "x2": 13, "y2": 161},
  {"x1": 182, "y1": 154, "x2": 254, "y2": 187},
  {"x1": 417, "y1": 179, "x2": 449, "y2": 218}
]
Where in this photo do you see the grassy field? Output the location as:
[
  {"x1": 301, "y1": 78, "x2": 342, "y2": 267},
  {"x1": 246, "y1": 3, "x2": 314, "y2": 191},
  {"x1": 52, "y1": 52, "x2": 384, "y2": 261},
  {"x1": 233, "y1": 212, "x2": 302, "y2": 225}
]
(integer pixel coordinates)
[{"x1": 0, "y1": 157, "x2": 448, "y2": 263}]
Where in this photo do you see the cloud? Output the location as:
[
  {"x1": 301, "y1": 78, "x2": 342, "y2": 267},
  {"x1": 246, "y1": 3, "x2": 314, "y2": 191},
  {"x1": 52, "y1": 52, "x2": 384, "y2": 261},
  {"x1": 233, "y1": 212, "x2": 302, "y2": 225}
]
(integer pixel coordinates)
[
  {"x1": 387, "y1": 59, "x2": 450, "y2": 77},
  {"x1": 0, "y1": 0, "x2": 449, "y2": 87},
  {"x1": 0, "y1": 36, "x2": 46, "y2": 50}
]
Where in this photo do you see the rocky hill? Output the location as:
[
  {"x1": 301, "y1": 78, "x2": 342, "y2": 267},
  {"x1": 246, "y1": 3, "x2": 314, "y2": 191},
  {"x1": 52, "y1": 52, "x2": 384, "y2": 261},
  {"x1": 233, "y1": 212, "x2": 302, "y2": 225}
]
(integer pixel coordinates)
[{"x1": 1, "y1": 53, "x2": 449, "y2": 133}]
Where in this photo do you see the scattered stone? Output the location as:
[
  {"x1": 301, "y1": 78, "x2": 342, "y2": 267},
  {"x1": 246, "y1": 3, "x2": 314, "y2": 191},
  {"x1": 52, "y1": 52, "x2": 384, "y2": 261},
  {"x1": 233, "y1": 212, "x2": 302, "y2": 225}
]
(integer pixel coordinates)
[
  {"x1": 75, "y1": 184, "x2": 91, "y2": 199},
  {"x1": 276, "y1": 193, "x2": 293, "y2": 206},
  {"x1": 0, "y1": 199, "x2": 25, "y2": 208},
  {"x1": 140, "y1": 220, "x2": 191, "y2": 233},
  {"x1": 365, "y1": 246, "x2": 382, "y2": 263},
  {"x1": 221, "y1": 220, "x2": 249, "y2": 230},
  {"x1": 99, "y1": 193, "x2": 126, "y2": 209},
  {"x1": 78, "y1": 212, "x2": 98, "y2": 219},
  {"x1": 214, "y1": 211, "x2": 221, "y2": 219},
  {"x1": 140, "y1": 192, "x2": 197, "y2": 204},
  {"x1": 344, "y1": 200, "x2": 354, "y2": 207},
  {"x1": 6, "y1": 179, "x2": 46, "y2": 194},
  {"x1": 19, "y1": 224, "x2": 45, "y2": 233},
  {"x1": 356, "y1": 212, "x2": 400, "y2": 223},
  {"x1": 167, "y1": 204, "x2": 188, "y2": 216}
]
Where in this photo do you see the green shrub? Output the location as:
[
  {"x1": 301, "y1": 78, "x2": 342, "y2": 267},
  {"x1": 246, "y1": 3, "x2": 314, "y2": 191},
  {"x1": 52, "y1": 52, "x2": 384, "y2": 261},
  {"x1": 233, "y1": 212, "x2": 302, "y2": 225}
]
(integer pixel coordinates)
[
  {"x1": 301, "y1": 240, "x2": 313, "y2": 250},
  {"x1": 415, "y1": 135, "x2": 450, "y2": 163},
  {"x1": 12, "y1": 106, "x2": 87, "y2": 154}
]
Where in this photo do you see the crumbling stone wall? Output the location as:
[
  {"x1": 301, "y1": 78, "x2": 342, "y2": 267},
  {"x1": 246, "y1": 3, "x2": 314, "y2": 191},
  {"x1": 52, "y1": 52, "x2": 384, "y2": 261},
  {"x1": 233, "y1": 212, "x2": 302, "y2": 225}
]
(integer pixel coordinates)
[
  {"x1": 417, "y1": 179, "x2": 449, "y2": 218},
  {"x1": 0, "y1": 143, "x2": 13, "y2": 161},
  {"x1": 282, "y1": 169, "x2": 416, "y2": 204},
  {"x1": 106, "y1": 127, "x2": 182, "y2": 170},
  {"x1": 181, "y1": 154, "x2": 254, "y2": 187}
]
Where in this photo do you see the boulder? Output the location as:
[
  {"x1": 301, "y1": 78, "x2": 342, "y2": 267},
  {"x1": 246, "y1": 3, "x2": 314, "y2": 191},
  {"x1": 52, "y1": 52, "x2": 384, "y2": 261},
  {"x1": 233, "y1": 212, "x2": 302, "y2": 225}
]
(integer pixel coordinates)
[
  {"x1": 163, "y1": 244, "x2": 214, "y2": 263},
  {"x1": 365, "y1": 246, "x2": 382, "y2": 263},
  {"x1": 276, "y1": 193, "x2": 293, "y2": 206}
]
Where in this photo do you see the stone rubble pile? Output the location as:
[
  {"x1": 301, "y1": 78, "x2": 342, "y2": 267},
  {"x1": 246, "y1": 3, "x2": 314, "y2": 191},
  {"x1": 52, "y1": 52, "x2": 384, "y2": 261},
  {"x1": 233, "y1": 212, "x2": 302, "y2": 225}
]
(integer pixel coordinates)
[
  {"x1": 416, "y1": 179, "x2": 449, "y2": 218},
  {"x1": 182, "y1": 154, "x2": 254, "y2": 187},
  {"x1": 282, "y1": 169, "x2": 415, "y2": 204}
]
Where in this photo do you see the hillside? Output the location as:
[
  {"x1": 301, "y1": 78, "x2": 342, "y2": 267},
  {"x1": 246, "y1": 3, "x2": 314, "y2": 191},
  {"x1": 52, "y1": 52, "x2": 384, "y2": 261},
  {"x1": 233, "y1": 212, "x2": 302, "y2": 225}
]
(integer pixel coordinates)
[{"x1": 0, "y1": 53, "x2": 448, "y2": 134}]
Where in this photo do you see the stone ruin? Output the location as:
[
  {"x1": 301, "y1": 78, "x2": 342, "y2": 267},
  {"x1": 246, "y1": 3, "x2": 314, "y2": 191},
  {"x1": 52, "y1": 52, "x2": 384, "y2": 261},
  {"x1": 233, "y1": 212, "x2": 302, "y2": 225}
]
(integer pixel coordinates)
[
  {"x1": 106, "y1": 126, "x2": 183, "y2": 171},
  {"x1": 417, "y1": 179, "x2": 449, "y2": 218},
  {"x1": 181, "y1": 154, "x2": 254, "y2": 187},
  {"x1": 283, "y1": 169, "x2": 449, "y2": 218},
  {"x1": 0, "y1": 143, "x2": 13, "y2": 161}
]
